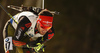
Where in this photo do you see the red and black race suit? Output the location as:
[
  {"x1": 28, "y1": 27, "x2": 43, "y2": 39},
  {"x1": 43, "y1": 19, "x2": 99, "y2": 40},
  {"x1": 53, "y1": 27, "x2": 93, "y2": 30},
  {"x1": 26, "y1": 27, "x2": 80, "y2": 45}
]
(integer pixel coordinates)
[{"x1": 13, "y1": 16, "x2": 54, "y2": 46}]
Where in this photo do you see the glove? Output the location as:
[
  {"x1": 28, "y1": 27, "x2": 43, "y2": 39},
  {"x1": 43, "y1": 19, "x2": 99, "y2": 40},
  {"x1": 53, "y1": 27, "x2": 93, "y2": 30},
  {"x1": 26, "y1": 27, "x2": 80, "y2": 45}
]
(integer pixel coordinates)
[
  {"x1": 33, "y1": 43, "x2": 45, "y2": 53},
  {"x1": 39, "y1": 46, "x2": 46, "y2": 52}
]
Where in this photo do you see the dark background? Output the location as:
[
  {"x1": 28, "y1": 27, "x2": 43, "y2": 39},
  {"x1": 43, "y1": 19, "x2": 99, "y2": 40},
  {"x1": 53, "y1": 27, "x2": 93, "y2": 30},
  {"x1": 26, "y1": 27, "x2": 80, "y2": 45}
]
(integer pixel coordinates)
[{"x1": 0, "y1": 0, "x2": 100, "y2": 53}]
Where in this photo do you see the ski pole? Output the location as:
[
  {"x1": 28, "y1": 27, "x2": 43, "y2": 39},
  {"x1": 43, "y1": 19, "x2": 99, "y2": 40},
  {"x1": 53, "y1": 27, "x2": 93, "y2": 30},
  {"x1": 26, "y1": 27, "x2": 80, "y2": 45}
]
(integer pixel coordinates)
[
  {"x1": 0, "y1": 3, "x2": 30, "y2": 36},
  {"x1": 0, "y1": 3, "x2": 18, "y2": 24},
  {"x1": 42, "y1": 0, "x2": 44, "y2": 9}
]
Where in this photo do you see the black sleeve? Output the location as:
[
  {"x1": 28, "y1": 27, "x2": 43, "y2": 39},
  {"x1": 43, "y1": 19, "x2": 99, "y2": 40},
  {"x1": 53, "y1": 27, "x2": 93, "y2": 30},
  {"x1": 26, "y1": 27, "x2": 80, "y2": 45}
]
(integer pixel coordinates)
[
  {"x1": 13, "y1": 16, "x2": 32, "y2": 41},
  {"x1": 36, "y1": 27, "x2": 55, "y2": 43},
  {"x1": 43, "y1": 27, "x2": 54, "y2": 41}
]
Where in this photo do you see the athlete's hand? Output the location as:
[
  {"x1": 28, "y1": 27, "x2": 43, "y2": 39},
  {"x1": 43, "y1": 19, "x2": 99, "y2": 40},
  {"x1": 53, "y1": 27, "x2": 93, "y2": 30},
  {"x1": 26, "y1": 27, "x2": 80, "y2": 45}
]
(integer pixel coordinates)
[{"x1": 33, "y1": 43, "x2": 45, "y2": 53}]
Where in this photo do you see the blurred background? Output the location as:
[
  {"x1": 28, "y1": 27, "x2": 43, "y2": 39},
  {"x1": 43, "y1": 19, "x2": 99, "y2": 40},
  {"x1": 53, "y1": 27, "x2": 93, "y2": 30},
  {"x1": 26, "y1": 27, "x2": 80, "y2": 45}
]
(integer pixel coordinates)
[{"x1": 0, "y1": 0, "x2": 100, "y2": 53}]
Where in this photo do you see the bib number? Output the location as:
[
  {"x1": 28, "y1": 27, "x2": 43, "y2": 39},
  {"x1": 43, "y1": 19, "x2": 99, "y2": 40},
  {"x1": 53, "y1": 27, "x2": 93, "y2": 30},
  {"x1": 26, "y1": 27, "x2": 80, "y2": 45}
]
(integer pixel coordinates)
[{"x1": 4, "y1": 37, "x2": 13, "y2": 52}]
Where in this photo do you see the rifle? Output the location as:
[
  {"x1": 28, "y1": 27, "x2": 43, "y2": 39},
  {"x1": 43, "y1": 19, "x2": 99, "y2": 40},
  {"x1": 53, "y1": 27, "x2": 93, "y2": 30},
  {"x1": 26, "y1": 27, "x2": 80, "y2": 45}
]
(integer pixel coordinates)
[{"x1": 7, "y1": 5, "x2": 60, "y2": 15}]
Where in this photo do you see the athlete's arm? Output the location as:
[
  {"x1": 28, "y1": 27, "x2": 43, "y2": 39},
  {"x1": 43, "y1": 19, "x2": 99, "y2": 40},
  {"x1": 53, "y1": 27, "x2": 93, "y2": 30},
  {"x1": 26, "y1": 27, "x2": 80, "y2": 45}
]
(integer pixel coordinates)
[
  {"x1": 13, "y1": 16, "x2": 31, "y2": 40},
  {"x1": 36, "y1": 27, "x2": 54, "y2": 43},
  {"x1": 12, "y1": 16, "x2": 32, "y2": 47}
]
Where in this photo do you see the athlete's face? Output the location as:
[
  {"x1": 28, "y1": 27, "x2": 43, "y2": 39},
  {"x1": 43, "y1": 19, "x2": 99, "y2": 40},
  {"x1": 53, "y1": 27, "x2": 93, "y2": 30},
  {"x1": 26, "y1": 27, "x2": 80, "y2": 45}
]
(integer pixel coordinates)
[{"x1": 36, "y1": 23, "x2": 51, "y2": 35}]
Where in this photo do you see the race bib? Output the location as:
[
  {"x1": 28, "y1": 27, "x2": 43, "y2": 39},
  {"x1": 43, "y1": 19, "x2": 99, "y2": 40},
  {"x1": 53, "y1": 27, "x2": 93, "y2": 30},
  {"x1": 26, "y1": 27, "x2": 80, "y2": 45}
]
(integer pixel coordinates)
[{"x1": 4, "y1": 37, "x2": 13, "y2": 52}]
